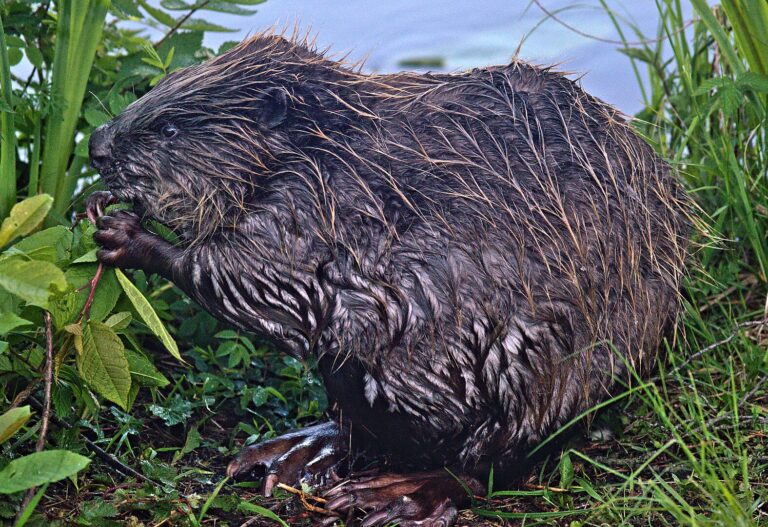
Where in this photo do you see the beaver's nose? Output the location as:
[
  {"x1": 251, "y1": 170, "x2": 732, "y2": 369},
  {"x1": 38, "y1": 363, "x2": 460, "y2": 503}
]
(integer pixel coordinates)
[{"x1": 89, "y1": 124, "x2": 114, "y2": 171}]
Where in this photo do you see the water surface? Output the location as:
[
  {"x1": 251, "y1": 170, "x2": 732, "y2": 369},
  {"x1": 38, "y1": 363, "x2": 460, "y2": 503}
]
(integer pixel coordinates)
[{"x1": 198, "y1": 1, "x2": 697, "y2": 113}]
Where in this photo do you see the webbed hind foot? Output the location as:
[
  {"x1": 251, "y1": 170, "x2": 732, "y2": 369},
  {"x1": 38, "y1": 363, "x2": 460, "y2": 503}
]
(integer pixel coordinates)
[
  {"x1": 227, "y1": 421, "x2": 345, "y2": 496},
  {"x1": 321, "y1": 470, "x2": 482, "y2": 527}
]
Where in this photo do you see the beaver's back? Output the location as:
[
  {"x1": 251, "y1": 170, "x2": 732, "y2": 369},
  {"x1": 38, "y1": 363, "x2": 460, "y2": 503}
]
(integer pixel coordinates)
[{"x1": 305, "y1": 62, "x2": 688, "y2": 472}]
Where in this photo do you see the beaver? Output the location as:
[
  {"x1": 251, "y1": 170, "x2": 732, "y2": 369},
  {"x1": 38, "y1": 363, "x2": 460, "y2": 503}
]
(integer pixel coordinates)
[{"x1": 88, "y1": 32, "x2": 690, "y2": 526}]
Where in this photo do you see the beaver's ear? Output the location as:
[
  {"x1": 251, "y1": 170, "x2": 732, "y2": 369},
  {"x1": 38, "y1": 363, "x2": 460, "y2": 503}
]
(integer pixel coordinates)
[{"x1": 259, "y1": 87, "x2": 288, "y2": 129}]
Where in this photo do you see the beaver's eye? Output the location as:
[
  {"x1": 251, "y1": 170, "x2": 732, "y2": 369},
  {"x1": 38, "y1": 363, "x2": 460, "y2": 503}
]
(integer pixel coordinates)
[{"x1": 161, "y1": 124, "x2": 178, "y2": 139}]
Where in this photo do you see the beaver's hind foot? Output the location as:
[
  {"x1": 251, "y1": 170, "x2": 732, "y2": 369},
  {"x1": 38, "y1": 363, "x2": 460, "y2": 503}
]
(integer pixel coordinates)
[
  {"x1": 321, "y1": 470, "x2": 482, "y2": 527},
  {"x1": 227, "y1": 421, "x2": 344, "y2": 496}
]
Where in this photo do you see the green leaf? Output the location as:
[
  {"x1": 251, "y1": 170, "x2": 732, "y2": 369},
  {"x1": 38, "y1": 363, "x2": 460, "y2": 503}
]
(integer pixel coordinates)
[
  {"x1": 163, "y1": 47, "x2": 175, "y2": 70},
  {"x1": 9, "y1": 226, "x2": 73, "y2": 264},
  {"x1": 218, "y1": 41, "x2": 240, "y2": 55},
  {"x1": 5, "y1": 36, "x2": 24, "y2": 47},
  {"x1": 84, "y1": 107, "x2": 111, "y2": 128},
  {"x1": 105, "y1": 311, "x2": 132, "y2": 331},
  {"x1": 160, "y1": 0, "x2": 191, "y2": 10},
  {"x1": 7, "y1": 47, "x2": 22, "y2": 66},
  {"x1": 75, "y1": 321, "x2": 132, "y2": 410},
  {"x1": 137, "y1": 0, "x2": 177, "y2": 27},
  {"x1": 737, "y1": 72, "x2": 768, "y2": 93},
  {"x1": 0, "y1": 311, "x2": 32, "y2": 336},
  {"x1": 180, "y1": 18, "x2": 237, "y2": 32},
  {"x1": 72, "y1": 248, "x2": 98, "y2": 264},
  {"x1": 201, "y1": 2, "x2": 258, "y2": 15},
  {"x1": 617, "y1": 46, "x2": 658, "y2": 65},
  {"x1": 0, "y1": 194, "x2": 53, "y2": 248},
  {"x1": 173, "y1": 425, "x2": 201, "y2": 463},
  {"x1": 149, "y1": 396, "x2": 192, "y2": 426},
  {"x1": 237, "y1": 502, "x2": 288, "y2": 527},
  {"x1": 64, "y1": 265, "x2": 121, "y2": 323},
  {"x1": 116, "y1": 269, "x2": 183, "y2": 363},
  {"x1": 111, "y1": 0, "x2": 143, "y2": 17},
  {"x1": 0, "y1": 257, "x2": 68, "y2": 309},
  {"x1": 108, "y1": 91, "x2": 137, "y2": 115},
  {"x1": 0, "y1": 405, "x2": 32, "y2": 444},
  {"x1": 559, "y1": 451, "x2": 574, "y2": 490},
  {"x1": 0, "y1": 450, "x2": 90, "y2": 494},
  {"x1": 157, "y1": 31, "x2": 204, "y2": 69},
  {"x1": 25, "y1": 46, "x2": 44, "y2": 68},
  {"x1": 126, "y1": 349, "x2": 170, "y2": 388}
]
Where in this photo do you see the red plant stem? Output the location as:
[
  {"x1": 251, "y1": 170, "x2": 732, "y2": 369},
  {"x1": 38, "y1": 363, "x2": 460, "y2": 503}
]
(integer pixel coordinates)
[{"x1": 79, "y1": 263, "x2": 104, "y2": 322}]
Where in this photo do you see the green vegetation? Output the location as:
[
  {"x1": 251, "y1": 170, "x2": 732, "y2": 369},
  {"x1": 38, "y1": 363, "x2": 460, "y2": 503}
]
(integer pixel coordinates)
[{"x1": 0, "y1": 0, "x2": 766, "y2": 526}]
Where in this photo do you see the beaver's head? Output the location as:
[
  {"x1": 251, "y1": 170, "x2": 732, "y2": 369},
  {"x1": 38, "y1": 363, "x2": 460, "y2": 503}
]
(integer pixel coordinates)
[{"x1": 89, "y1": 34, "x2": 324, "y2": 239}]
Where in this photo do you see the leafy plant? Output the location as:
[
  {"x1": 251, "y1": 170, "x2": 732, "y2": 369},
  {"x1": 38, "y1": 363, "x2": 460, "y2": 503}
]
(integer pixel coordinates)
[{"x1": 0, "y1": 1, "x2": 279, "y2": 523}]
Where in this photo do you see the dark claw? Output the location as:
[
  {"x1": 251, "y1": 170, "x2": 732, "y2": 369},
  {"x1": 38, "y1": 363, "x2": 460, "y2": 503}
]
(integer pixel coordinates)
[{"x1": 85, "y1": 191, "x2": 119, "y2": 223}]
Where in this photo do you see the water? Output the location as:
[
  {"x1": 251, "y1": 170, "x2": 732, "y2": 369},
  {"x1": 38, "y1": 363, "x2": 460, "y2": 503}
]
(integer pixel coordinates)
[{"x1": 196, "y1": 1, "x2": 698, "y2": 114}]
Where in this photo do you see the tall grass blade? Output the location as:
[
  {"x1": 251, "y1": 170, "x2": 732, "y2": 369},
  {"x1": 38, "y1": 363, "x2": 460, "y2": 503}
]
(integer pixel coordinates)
[
  {"x1": 38, "y1": 0, "x2": 110, "y2": 219},
  {"x1": 0, "y1": 12, "x2": 16, "y2": 219}
]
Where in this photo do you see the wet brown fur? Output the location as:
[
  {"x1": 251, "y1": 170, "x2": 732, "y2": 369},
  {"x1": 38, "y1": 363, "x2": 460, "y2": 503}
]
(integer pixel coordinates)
[{"x1": 91, "y1": 31, "x2": 691, "y2": 483}]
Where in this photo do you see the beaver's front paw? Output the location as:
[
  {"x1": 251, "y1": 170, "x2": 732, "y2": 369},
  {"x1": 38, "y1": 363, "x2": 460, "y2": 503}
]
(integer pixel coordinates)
[
  {"x1": 94, "y1": 211, "x2": 159, "y2": 270},
  {"x1": 85, "y1": 191, "x2": 119, "y2": 223}
]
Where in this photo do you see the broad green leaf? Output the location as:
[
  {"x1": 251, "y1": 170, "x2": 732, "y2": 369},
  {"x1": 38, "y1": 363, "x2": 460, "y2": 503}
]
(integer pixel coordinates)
[
  {"x1": 108, "y1": 91, "x2": 137, "y2": 115},
  {"x1": 218, "y1": 41, "x2": 240, "y2": 55},
  {"x1": 116, "y1": 269, "x2": 183, "y2": 363},
  {"x1": 126, "y1": 349, "x2": 170, "y2": 388},
  {"x1": 160, "y1": 0, "x2": 191, "y2": 9},
  {"x1": 65, "y1": 265, "x2": 121, "y2": 322},
  {"x1": 7, "y1": 47, "x2": 22, "y2": 66},
  {"x1": 0, "y1": 406, "x2": 32, "y2": 444},
  {"x1": 75, "y1": 321, "x2": 132, "y2": 410},
  {"x1": 74, "y1": 136, "x2": 90, "y2": 158},
  {"x1": 137, "y1": 0, "x2": 177, "y2": 26},
  {"x1": 559, "y1": 451, "x2": 574, "y2": 489},
  {"x1": 5, "y1": 36, "x2": 24, "y2": 47},
  {"x1": 201, "y1": 2, "x2": 258, "y2": 15},
  {"x1": 105, "y1": 311, "x2": 132, "y2": 331},
  {"x1": 0, "y1": 450, "x2": 90, "y2": 494},
  {"x1": 111, "y1": 0, "x2": 143, "y2": 17},
  {"x1": 177, "y1": 425, "x2": 200, "y2": 460},
  {"x1": 737, "y1": 72, "x2": 768, "y2": 93},
  {"x1": 181, "y1": 18, "x2": 237, "y2": 33},
  {"x1": 0, "y1": 195, "x2": 53, "y2": 248},
  {"x1": 25, "y1": 45, "x2": 44, "y2": 68},
  {"x1": 157, "y1": 31, "x2": 204, "y2": 70},
  {"x1": 0, "y1": 257, "x2": 68, "y2": 309},
  {"x1": 0, "y1": 311, "x2": 32, "y2": 335},
  {"x1": 9, "y1": 226, "x2": 73, "y2": 264},
  {"x1": 72, "y1": 248, "x2": 98, "y2": 264},
  {"x1": 237, "y1": 502, "x2": 288, "y2": 527},
  {"x1": 84, "y1": 107, "x2": 111, "y2": 127}
]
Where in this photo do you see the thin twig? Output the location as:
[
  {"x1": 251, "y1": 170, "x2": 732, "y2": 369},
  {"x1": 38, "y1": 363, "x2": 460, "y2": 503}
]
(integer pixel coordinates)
[
  {"x1": 79, "y1": 263, "x2": 105, "y2": 322},
  {"x1": 275, "y1": 482, "x2": 337, "y2": 516},
  {"x1": 15, "y1": 312, "x2": 55, "y2": 524},
  {"x1": 9, "y1": 380, "x2": 39, "y2": 409},
  {"x1": 652, "y1": 318, "x2": 768, "y2": 383},
  {"x1": 154, "y1": 1, "x2": 210, "y2": 49},
  {"x1": 27, "y1": 398, "x2": 162, "y2": 487}
]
